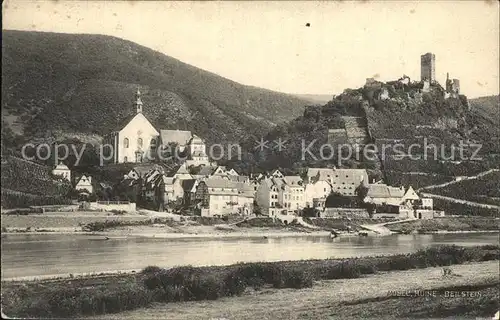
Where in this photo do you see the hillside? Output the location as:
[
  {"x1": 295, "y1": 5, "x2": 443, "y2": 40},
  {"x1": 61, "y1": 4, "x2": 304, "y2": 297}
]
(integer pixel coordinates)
[
  {"x1": 1, "y1": 30, "x2": 310, "y2": 144},
  {"x1": 223, "y1": 80, "x2": 499, "y2": 188},
  {"x1": 469, "y1": 95, "x2": 499, "y2": 121},
  {"x1": 294, "y1": 94, "x2": 333, "y2": 105}
]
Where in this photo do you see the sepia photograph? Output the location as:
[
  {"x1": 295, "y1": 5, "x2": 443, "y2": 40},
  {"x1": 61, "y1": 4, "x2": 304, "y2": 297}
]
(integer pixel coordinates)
[{"x1": 1, "y1": 0, "x2": 499, "y2": 319}]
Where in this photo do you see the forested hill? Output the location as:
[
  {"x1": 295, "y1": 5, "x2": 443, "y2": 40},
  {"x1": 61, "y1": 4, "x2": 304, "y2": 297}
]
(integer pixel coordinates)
[{"x1": 1, "y1": 30, "x2": 309, "y2": 145}]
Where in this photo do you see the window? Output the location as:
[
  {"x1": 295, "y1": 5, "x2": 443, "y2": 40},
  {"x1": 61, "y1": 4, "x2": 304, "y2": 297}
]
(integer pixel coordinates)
[
  {"x1": 150, "y1": 138, "x2": 156, "y2": 147},
  {"x1": 124, "y1": 156, "x2": 128, "y2": 162},
  {"x1": 138, "y1": 138, "x2": 143, "y2": 147},
  {"x1": 124, "y1": 138, "x2": 129, "y2": 148}
]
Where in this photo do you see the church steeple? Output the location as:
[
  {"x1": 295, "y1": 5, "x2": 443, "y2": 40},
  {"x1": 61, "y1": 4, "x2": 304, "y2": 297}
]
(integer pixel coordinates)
[{"x1": 135, "y1": 87, "x2": 143, "y2": 113}]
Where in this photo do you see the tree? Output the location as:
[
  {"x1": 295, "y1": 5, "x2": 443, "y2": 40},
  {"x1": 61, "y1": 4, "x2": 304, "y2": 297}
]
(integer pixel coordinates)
[
  {"x1": 355, "y1": 184, "x2": 369, "y2": 205},
  {"x1": 253, "y1": 201, "x2": 262, "y2": 216},
  {"x1": 325, "y1": 192, "x2": 357, "y2": 208},
  {"x1": 301, "y1": 206, "x2": 319, "y2": 218}
]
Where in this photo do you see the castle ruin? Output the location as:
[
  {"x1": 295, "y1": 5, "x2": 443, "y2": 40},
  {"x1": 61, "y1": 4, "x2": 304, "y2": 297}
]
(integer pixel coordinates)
[
  {"x1": 420, "y1": 53, "x2": 436, "y2": 83},
  {"x1": 445, "y1": 72, "x2": 460, "y2": 98}
]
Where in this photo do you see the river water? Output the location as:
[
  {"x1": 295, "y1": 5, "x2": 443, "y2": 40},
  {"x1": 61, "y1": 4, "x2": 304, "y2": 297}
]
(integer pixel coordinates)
[{"x1": 1, "y1": 233, "x2": 498, "y2": 279}]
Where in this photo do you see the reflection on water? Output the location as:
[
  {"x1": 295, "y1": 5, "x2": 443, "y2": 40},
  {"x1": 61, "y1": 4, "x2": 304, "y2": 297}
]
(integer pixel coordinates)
[{"x1": 1, "y1": 233, "x2": 498, "y2": 279}]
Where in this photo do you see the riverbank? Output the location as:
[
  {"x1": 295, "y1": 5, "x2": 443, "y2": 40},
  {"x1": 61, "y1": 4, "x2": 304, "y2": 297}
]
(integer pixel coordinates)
[
  {"x1": 2, "y1": 225, "x2": 329, "y2": 239},
  {"x1": 385, "y1": 216, "x2": 500, "y2": 234},
  {"x1": 307, "y1": 216, "x2": 499, "y2": 234},
  {"x1": 2, "y1": 213, "x2": 498, "y2": 238},
  {"x1": 92, "y1": 261, "x2": 500, "y2": 320},
  {"x1": 2, "y1": 245, "x2": 498, "y2": 318}
]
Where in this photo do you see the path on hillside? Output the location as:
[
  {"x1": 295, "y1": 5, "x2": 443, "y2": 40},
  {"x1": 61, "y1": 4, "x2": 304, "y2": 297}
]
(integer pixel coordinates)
[
  {"x1": 420, "y1": 192, "x2": 500, "y2": 210},
  {"x1": 295, "y1": 217, "x2": 321, "y2": 230},
  {"x1": 417, "y1": 169, "x2": 499, "y2": 192},
  {"x1": 359, "y1": 218, "x2": 416, "y2": 235}
]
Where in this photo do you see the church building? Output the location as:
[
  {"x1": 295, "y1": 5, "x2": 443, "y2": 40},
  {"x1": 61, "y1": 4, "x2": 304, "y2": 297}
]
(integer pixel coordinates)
[{"x1": 103, "y1": 89, "x2": 209, "y2": 165}]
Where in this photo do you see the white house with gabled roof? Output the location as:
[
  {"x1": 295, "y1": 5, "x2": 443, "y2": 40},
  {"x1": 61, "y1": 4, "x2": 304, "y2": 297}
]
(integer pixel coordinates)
[
  {"x1": 52, "y1": 162, "x2": 71, "y2": 181},
  {"x1": 75, "y1": 175, "x2": 93, "y2": 194}
]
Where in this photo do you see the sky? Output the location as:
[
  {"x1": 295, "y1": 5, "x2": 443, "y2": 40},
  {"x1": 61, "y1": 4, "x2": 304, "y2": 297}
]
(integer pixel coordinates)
[{"x1": 2, "y1": 0, "x2": 499, "y2": 98}]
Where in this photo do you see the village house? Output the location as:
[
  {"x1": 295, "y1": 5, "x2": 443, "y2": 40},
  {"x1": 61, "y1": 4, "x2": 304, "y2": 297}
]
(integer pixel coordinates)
[
  {"x1": 281, "y1": 176, "x2": 306, "y2": 212},
  {"x1": 236, "y1": 182, "x2": 255, "y2": 215},
  {"x1": 305, "y1": 167, "x2": 368, "y2": 197},
  {"x1": 330, "y1": 169, "x2": 369, "y2": 196},
  {"x1": 255, "y1": 174, "x2": 305, "y2": 217},
  {"x1": 181, "y1": 179, "x2": 198, "y2": 206},
  {"x1": 196, "y1": 179, "x2": 241, "y2": 217},
  {"x1": 364, "y1": 184, "x2": 438, "y2": 219},
  {"x1": 364, "y1": 183, "x2": 406, "y2": 206},
  {"x1": 52, "y1": 162, "x2": 71, "y2": 181},
  {"x1": 141, "y1": 169, "x2": 165, "y2": 208},
  {"x1": 74, "y1": 175, "x2": 93, "y2": 194},
  {"x1": 304, "y1": 179, "x2": 332, "y2": 209},
  {"x1": 161, "y1": 176, "x2": 184, "y2": 205},
  {"x1": 305, "y1": 168, "x2": 335, "y2": 184},
  {"x1": 160, "y1": 130, "x2": 210, "y2": 167}
]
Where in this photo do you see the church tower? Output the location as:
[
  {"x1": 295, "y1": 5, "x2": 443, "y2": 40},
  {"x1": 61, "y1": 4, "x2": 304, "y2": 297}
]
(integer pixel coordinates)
[{"x1": 135, "y1": 87, "x2": 143, "y2": 113}]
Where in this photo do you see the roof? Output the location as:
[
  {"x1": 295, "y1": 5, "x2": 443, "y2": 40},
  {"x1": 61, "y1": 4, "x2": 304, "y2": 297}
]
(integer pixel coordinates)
[
  {"x1": 53, "y1": 162, "x2": 70, "y2": 170},
  {"x1": 334, "y1": 168, "x2": 368, "y2": 177},
  {"x1": 204, "y1": 178, "x2": 240, "y2": 190},
  {"x1": 160, "y1": 130, "x2": 192, "y2": 146},
  {"x1": 204, "y1": 178, "x2": 240, "y2": 195},
  {"x1": 307, "y1": 168, "x2": 335, "y2": 178},
  {"x1": 388, "y1": 186, "x2": 405, "y2": 198},
  {"x1": 403, "y1": 186, "x2": 420, "y2": 200},
  {"x1": 366, "y1": 184, "x2": 405, "y2": 199},
  {"x1": 270, "y1": 177, "x2": 285, "y2": 189},
  {"x1": 132, "y1": 163, "x2": 167, "y2": 178},
  {"x1": 75, "y1": 175, "x2": 92, "y2": 186},
  {"x1": 197, "y1": 166, "x2": 217, "y2": 176},
  {"x1": 228, "y1": 175, "x2": 249, "y2": 183},
  {"x1": 110, "y1": 114, "x2": 136, "y2": 133},
  {"x1": 181, "y1": 179, "x2": 197, "y2": 192},
  {"x1": 236, "y1": 182, "x2": 254, "y2": 197},
  {"x1": 189, "y1": 134, "x2": 204, "y2": 144},
  {"x1": 283, "y1": 176, "x2": 303, "y2": 186},
  {"x1": 366, "y1": 184, "x2": 391, "y2": 198},
  {"x1": 167, "y1": 163, "x2": 189, "y2": 176},
  {"x1": 162, "y1": 176, "x2": 174, "y2": 185}
]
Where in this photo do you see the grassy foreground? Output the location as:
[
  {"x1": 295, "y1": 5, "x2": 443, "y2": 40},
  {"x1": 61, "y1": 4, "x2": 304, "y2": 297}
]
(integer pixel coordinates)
[
  {"x1": 93, "y1": 262, "x2": 500, "y2": 320},
  {"x1": 2, "y1": 245, "x2": 498, "y2": 318}
]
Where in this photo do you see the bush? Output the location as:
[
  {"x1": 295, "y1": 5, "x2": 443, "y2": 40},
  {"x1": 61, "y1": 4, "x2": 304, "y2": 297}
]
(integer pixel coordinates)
[
  {"x1": 273, "y1": 267, "x2": 314, "y2": 289},
  {"x1": 141, "y1": 266, "x2": 164, "y2": 275}
]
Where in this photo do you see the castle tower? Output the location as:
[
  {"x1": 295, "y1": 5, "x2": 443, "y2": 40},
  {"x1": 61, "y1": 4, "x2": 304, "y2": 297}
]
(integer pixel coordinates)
[
  {"x1": 420, "y1": 53, "x2": 436, "y2": 83},
  {"x1": 135, "y1": 87, "x2": 143, "y2": 113},
  {"x1": 445, "y1": 73, "x2": 460, "y2": 96}
]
